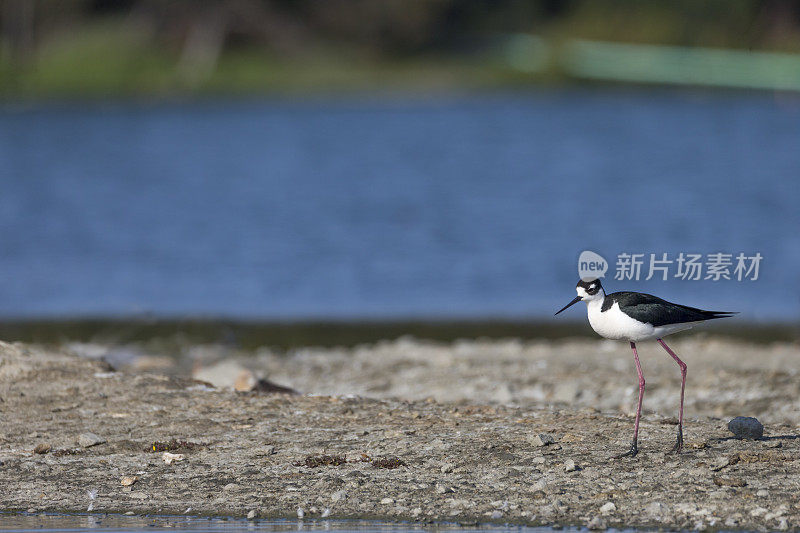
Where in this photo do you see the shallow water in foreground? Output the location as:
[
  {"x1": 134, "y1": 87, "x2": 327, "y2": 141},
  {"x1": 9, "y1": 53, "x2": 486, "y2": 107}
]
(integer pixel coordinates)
[{"x1": 0, "y1": 513, "x2": 572, "y2": 533}]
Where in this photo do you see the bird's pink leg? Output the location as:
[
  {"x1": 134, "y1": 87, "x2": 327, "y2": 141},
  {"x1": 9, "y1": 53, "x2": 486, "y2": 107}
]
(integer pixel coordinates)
[
  {"x1": 657, "y1": 338, "x2": 686, "y2": 453},
  {"x1": 615, "y1": 341, "x2": 644, "y2": 458}
]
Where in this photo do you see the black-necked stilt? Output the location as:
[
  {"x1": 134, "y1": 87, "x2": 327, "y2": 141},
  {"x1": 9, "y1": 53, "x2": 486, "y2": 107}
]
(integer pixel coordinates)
[{"x1": 555, "y1": 278, "x2": 736, "y2": 457}]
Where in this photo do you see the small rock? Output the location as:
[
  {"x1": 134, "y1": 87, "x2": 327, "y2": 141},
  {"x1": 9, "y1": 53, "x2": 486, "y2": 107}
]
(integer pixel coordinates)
[
  {"x1": 600, "y1": 502, "x2": 616, "y2": 515},
  {"x1": 710, "y1": 457, "x2": 730, "y2": 471},
  {"x1": 193, "y1": 360, "x2": 250, "y2": 389},
  {"x1": 162, "y1": 452, "x2": 185, "y2": 464},
  {"x1": 435, "y1": 484, "x2": 454, "y2": 494},
  {"x1": 129, "y1": 491, "x2": 147, "y2": 500},
  {"x1": 33, "y1": 444, "x2": 51, "y2": 454},
  {"x1": 120, "y1": 476, "x2": 138, "y2": 487},
  {"x1": 331, "y1": 490, "x2": 348, "y2": 502},
  {"x1": 727, "y1": 417, "x2": 763, "y2": 440},
  {"x1": 247, "y1": 510, "x2": 257, "y2": 520},
  {"x1": 564, "y1": 459, "x2": 578, "y2": 472},
  {"x1": 587, "y1": 516, "x2": 607, "y2": 530},
  {"x1": 529, "y1": 433, "x2": 556, "y2": 447},
  {"x1": 646, "y1": 501, "x2": 668, "y2": 519},
  {"x1": 77, "y1": 432, "x2": 105, "y2": 448}
]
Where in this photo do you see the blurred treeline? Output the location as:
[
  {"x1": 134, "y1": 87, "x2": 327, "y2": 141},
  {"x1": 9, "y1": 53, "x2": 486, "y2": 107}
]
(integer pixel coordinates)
[{"x1": 2, "y1": 0, "x2": 800, "y2": 97}]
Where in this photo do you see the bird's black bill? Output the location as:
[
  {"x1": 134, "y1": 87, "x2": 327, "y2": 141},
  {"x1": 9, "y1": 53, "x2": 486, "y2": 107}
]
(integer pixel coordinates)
[{"x1": 554, "y1": 295, "x2": 582, "y2": 316}]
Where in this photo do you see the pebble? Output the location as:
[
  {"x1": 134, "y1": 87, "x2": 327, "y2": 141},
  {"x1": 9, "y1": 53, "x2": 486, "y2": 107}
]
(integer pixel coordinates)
[
  {"x1": 600, "y1": 502, "x2": 616, "y2": 514},
  {"x1": 710, "y1": 457, "x2": 730, "y2": 471},
  {"x1": 587, "y1": 516, "x2": 607, "y2": 530},
  {"x1": 77, "y1": 432, "x2": 106, "y2": 448},
  {"x1": 564, "y1": 459, "x2": 578, "y2": 472},
  {"x1": 33, "y1": 444, "x2": 51, "y2": 454},
  {"x1": 646, "y1": 502, "x2": 668, "y2": 519},
  {"x1": 727, "y1": 416, "x2": 763, "y2": 440},
  {"x1": 529, "y1": 433, "x2": 556, "y2": 447},
  {"x1": 162, "y1": 452, "x2": 185, "y2": 464}
]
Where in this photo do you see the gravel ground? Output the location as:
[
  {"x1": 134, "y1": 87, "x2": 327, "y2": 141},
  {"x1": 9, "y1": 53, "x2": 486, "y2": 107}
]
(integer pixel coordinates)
[{"x1": 1, "y1": 337, "x2": 800, "y2": 530}]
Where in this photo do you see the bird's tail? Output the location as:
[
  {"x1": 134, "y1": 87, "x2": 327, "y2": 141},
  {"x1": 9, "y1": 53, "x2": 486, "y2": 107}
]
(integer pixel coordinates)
[{"x1": 701, "y1": 310, "x2": 738, "y2": 320}]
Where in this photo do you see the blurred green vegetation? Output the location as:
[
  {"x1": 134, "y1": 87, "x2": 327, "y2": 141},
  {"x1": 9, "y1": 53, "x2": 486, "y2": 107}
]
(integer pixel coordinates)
[
  {"x1": 2, "y1": 0, "x2": 800, "y2": 97},
  {"x1": 0, "y1": 318, "x2": 797, "y2": 351}
]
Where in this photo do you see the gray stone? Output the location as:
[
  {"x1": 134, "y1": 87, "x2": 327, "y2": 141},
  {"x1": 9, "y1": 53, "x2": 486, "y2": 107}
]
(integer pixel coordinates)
[
  {"x1": 600, "y1": 501, "x2": 616, "y2": 514},
  {"x1": 646, "y1": 501, "x2": 668, "y2": 519},
  {"x1": 587, "y1": 516, "x2": 607, "y2": 530},
  {"x1": 727, "y1": 416, "x2": 764, "y2": 440},
  {"x1": 77, "y1": 432, "x2": 105, "y2": 448},
  {"x1": 529, "y1": 433, "x2": 556, "y2": 447}
]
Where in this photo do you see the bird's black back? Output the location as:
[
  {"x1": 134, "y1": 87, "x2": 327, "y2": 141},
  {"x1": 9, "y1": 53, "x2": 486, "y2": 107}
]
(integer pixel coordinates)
[{"x1": 602, "y1": 291, "x2": 736, "y2": 327}]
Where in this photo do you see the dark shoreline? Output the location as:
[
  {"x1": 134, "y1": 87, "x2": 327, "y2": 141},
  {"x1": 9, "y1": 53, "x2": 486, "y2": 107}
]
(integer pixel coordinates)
[{"x1": 0, "y1": 317, "x2": 796, "y2": 350}]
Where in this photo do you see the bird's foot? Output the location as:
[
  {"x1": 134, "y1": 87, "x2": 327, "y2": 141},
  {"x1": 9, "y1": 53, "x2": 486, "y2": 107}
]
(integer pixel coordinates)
[
  {"x1": 613, "y1": 441, "x2": 638, "y2": 459},
  {"x1": 668, "y1": 426, "x2": 684, "y2": 454}
]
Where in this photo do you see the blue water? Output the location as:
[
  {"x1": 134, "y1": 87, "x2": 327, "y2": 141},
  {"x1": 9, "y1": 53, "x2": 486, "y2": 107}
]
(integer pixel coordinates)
[{"x1": 1, "y1": 91, "x2": 798, "y2": 320}]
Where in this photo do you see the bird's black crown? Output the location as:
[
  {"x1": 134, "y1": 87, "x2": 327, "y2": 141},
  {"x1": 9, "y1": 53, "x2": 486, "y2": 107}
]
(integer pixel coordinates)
[{"x1": 577, "y1": 278, "x2": 603, "y2": 295}]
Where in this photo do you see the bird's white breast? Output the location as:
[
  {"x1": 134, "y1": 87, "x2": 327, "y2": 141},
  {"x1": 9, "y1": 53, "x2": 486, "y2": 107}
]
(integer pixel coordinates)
[{"x1": 586, "y1": 299, "x2": 655, "y2": 341}]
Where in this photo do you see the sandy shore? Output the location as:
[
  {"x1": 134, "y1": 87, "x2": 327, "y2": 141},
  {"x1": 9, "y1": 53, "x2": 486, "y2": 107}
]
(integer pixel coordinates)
[{"x1": 1, "y1": 338, "x2": 799, "y2": 530}]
